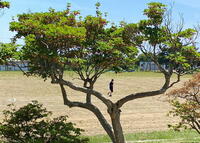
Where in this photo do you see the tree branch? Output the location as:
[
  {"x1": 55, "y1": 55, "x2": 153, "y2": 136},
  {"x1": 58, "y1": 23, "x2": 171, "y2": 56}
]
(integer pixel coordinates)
[
  {"x1": 59, "y1": 84, "x2": 115, "y2": 142},
  {"x1": 116, "y1": 89, "x2": 164, "y2": 108},
  {"x1": 116, "y1": 72, "x2": 178, "y2": 108},
  {"x1": 10, "y1": 61, "x2": 28, "y2": 75},
  {"x1": 168, "y1": 73, "x2": 181, "y2": 89},
  {"x1": 55, "y1": 78, "x2": 113, "y2": 108}
]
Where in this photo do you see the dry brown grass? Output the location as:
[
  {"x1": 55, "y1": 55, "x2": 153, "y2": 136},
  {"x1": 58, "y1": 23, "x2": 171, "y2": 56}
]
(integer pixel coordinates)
[{"x1": 0, "y1": 71, "x2": 191, "y2": 136}]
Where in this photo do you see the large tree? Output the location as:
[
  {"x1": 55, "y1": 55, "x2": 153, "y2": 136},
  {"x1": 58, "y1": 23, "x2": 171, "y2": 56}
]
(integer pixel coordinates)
[
  {"x1": 9, "y1": 2, "x2": 200, "y2": 143},
  {"x1": 123, "y1": 2, "x2": 200, "y2": 88}
]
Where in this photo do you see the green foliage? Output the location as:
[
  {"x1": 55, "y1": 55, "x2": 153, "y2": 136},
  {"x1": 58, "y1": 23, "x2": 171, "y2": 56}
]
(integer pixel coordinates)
[
  {"x1": 143, "y1": 2, "x2": 166, "y2": 25},
  {"x1": 168, "y1": 73, "x2": 200, "y2": 134},
  {"x1": 0, "y1": 1, "x2": 14, "y2": 65},
  {"x1": 10, "y1": 3, "x2": 138, "y2": 80},
  {"x1": 0, "y1": 101, "x2": 89, "y2": 143},
  {"x1": 136, "y1": 53, "x2": 151, "y2": 64},
  {"x1": 123, "y1": 2, "x2": 200, "y2": 74},
  {"x1": 0, "y1": 43, "x2": 17, "y2": 64},
  {"x1": 0, "y1": 0, "x2": 9, "y2": 9}
]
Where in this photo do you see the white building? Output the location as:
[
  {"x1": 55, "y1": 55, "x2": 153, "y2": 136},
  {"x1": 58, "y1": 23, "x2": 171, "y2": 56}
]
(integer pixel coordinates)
[
  {"x1": 139, "y1": 62, "x2": 167, "y2": 71},
  {"x1": 0, "y1": 61, "x2": 28, "y2": 71}
]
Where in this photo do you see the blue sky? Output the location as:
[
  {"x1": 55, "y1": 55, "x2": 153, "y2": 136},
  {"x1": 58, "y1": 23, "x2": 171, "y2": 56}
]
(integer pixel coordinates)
[{"x1": 1, "y1": 0, "x2": 200, "y2": 44}]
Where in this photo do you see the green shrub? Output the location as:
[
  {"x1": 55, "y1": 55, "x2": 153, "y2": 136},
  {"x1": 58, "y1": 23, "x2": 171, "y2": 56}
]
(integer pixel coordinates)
[
  {"x1": 168, "y1": 73, "x2": 200, "y2": 134},
  {"x1": 0, "y1": 101, "x2": 88, "y2": 143}
]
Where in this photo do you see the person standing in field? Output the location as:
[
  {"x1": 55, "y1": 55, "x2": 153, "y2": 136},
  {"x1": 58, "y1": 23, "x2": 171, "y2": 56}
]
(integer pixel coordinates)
[{"x1": 108, "y1": 79, "x2": 114, "y2": 97}]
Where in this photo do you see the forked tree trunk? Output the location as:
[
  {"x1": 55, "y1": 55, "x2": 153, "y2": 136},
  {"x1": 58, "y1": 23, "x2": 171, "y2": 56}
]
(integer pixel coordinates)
[
  {"x1": 57, "y1": 72, "x2": 175, "y2": 143},
  {"x1": 59, "y1": 83, "x2": 117, "y2": 143}
]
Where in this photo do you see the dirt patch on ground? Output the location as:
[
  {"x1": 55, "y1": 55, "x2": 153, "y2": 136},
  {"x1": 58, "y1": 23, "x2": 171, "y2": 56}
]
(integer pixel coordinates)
[{"x1": 0, "y1": 72, "x2": 190, "y2": 136}]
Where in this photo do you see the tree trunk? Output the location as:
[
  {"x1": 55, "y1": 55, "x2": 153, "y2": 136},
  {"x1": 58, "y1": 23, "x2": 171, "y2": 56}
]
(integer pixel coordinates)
[
  {"x1": 84, "y1": 81, "x2": 93, "y2": 104},
  {"x1": 59, "y1": 83, "x2": 116, "y2": 143},
  {"x1": 110, "y1": 106, "x2": 125, "y2": 143},
  {"x1": 58, "y1": 75, "x2": 177, "y2": 143}
]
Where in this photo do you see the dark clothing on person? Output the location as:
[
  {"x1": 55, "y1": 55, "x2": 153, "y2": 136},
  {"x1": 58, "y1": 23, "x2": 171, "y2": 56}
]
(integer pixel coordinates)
[
  {"x1": 109, "y1": 81, "x2": 113, "y2": 92},
  {"x1": 108, "y1": 79, "x2": 114, "y2": 97}
]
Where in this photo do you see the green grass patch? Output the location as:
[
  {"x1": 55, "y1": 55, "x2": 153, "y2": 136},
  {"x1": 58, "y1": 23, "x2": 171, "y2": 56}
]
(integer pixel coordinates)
[
  {"x1": 0, "y1": 71, "x2": 192, "y2": 79},
  {"x1": 105, "y1": 71, "x2": 164, "y2": 77},
  {"x1": 0, "y1": 71, "x2": 23, "y2": 75},
  {"x1": 88, "y1": 130, "x2": 200, "y2": 143},
  {"x1": 101, "y1": 71, "x2": 193, "y2": 80}
]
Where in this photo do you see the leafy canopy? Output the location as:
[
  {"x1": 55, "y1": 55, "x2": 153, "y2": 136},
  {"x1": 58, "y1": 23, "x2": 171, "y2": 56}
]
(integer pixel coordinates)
[
  {"x1": 123, "y1": 2, "x2": 200, "y2": 74},
  {"x1": 10, "y1": 3, "x2": 138, "y2": 81}
]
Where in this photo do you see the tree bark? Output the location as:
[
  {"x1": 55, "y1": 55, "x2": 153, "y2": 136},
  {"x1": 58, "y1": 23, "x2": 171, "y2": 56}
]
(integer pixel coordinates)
[
  {"x1": 59, "y1": 83, "x2": 116, "y2": 143},
  {"x1": 110, "y1": 105, "x2": 125, "y2": 143},
  {"x1": 55, "y1": 73, "x2": 179, "y2": 143}
]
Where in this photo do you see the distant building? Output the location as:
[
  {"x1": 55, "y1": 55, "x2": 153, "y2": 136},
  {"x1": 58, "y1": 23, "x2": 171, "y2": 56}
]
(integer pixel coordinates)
[
  {"x1": 140, "y1": 61, "x2": 200, "y2": 72},
  {"x1": 139, "y1": 62, "x2": 167, "y2": 71},
  {"x1": 0, "y1": 61, "x2": 28, "y2": 71}
]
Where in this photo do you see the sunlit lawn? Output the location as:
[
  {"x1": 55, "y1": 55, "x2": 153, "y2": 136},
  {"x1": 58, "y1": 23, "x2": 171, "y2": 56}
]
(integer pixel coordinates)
[
  {"x1": 88, "y1": 130, "x2": 200, "y2": 143},
  {"x1": 0, "y1": 71, "x2": 194, "y2": 136}
]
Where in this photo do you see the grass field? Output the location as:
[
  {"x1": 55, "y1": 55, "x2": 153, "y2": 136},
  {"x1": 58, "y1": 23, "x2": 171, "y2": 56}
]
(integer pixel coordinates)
[
  {"x1": 0, "y1": 71, "x2": 192, "y2": 136},
  {"x1": 88, "y1": 130, "x2": 200, "y2": 143}
]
